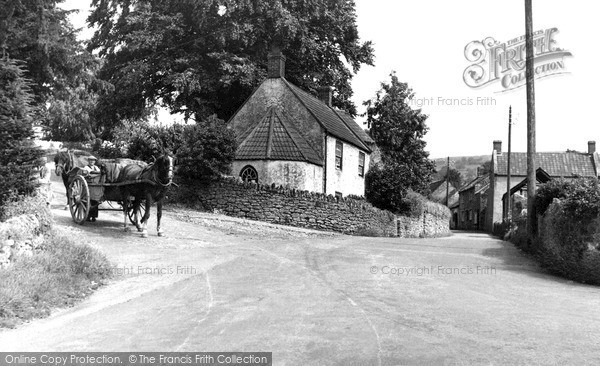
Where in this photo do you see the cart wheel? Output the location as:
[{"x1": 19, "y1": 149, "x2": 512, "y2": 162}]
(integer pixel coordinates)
[
  {"x1": 69, "y1": 175, "x2": 90, "y2": 225},
  {"x1": 127, "y1": 199, "x2": 146, "y2": 225}
]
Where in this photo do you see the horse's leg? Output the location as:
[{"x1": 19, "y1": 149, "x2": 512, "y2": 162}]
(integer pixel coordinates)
[
  {"x1": 140, "y1": 192, "x2": 152, "y2": 238},
  {"x1": 134, "y1": 198, "x2": 143, "y2": 232},
  {"x1": 63, "y1": 173, "x2": 69, "y2": 210},
  {"x1": 123, "y1": 194, "x2": 131, "y2": 232},
  {"x1": 157, "y1": 199, "x2": 164, "y2": 237}
]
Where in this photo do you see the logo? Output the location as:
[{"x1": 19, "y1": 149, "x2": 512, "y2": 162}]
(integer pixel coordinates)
[{"x1": 463, "y1": 28, "x2": 572, "y2": 92}]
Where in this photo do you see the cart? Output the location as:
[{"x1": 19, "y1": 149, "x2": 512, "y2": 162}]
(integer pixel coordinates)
[{"x1": 67, "y1": 170, "x2": 152, "y2": 225}]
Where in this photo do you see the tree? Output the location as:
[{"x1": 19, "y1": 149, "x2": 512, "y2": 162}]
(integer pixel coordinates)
[
  {"x1": 0, "y1": 57, "x2": 43, "y2": 211},
  {"x1": 437, "y1": 166, "x2": 462, "y2": 188},
  {"x1": 87, "y1": 0, "x2": 374, "y2": 131},
  {"x1": 479, "y1": 160, "x2": 492, "y2": 175},
  {"x1": 1, "y1": 0, "x2": 109, "y2": 141},
  {"x1": 364, "y1": 72, "x2": 435, "y2": 212}
]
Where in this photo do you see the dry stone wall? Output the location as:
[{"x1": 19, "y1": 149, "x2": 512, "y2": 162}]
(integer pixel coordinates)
[
  {"x1": 0, "y1": 214, "x2": 45, "y2": 268},
  {"x1": 172, "y1": 178, "x2": 451, "y2": 237},
  {"x1": 397, "y1": 211, "x2": 451, "y2": 238},
  {"x1": 177, "y1": 178, "x2": 398, "y2": 236}
]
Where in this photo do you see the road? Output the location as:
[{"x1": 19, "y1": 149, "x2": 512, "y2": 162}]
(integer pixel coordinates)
[{"x1": 1, "y1": 178, "x2": 600, "y2": 365}]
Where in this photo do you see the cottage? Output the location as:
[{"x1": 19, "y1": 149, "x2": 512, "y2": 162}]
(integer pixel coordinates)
[
  {"x1": 457, "y1": 174, "x2": 489, "y2": 230},
  {"x1": 485, "y1": 140, "x2": 600, "y2": 231},
  {"x1": 228, "y1": 49, "x2": 373, "y2": 196}
]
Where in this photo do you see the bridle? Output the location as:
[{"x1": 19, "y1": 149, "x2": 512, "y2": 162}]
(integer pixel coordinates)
[
  {"x1": 54, "y1": 152, "x2": 73, "y2": 176},
  {"x1": 152, "y1": 156, "x2": 175, "y2": 187}
]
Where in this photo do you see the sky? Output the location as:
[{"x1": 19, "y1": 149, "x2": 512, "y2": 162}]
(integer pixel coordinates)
[{"x1": 61, "y1": 0, "x2": 599, "y2": 159}]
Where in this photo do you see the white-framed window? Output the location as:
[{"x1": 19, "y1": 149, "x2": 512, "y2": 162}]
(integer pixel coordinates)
[
  {"x1": 240, "y1": 165, "x2": 258, "y2": 183},
  {"x1": 335, "y1": 140, "x2": 343, "y2": 170},
  {"x1": 358, "y1": 152, "x2": 365, "y2": 177}
]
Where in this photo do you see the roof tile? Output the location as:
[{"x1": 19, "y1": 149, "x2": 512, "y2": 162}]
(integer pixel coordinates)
[
  {"x1": 283, "y1": 80, "x2": 371, "y2": 152},
  {"x1": 237, "y1": 107, "x2": 323, "y2": 166},
  {"x1": 496, "y1": 152, "x2": 597, "y2": 177}
]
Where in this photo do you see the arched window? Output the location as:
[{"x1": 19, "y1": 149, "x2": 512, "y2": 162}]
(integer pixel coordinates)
[{"x1": 240, "y1": 165, "x2": 258, "y2": 183}]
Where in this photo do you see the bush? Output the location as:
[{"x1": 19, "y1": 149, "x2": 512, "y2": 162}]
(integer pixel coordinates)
[
  {"x1": 365, "y1": 164, "x2": 409, "y2": 213},
  {"x1": 175, "y1": 116, "x2": 237, "y2": 181},
  {"x1": 533, "y1": 177, "x2": 600, "y2": 284},
  {"x1": 533, "y1": 178, "x2": 575, "y2": 219}
]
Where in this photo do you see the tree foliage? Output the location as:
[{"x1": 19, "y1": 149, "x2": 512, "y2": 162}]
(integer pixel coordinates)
[
  {"x1": 0, "y1": 57, "x2": 43, "y2": 210},
  {"x1": 437, "y1": 166, "x2": 462, "y2": 188},
  {"x1": 0, "y1": 0, "x2": 109, "y2": 141},
  {"x1": 364, "y1": 72, "x2": 435, "y2": 212},
  {"x1": 176, "y1": 116, "x2": 237, "y2": 181},
  {"x1": 87, "y1": 0, "x2": 374, "y2": 129},
  {"x1": 110, "y1": 117, "x2": 236, "y2": 181}
]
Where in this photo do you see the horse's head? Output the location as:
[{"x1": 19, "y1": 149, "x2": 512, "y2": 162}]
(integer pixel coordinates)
[
  {"x1": 154, "y1": 155, "x2": 174, "y2": 185},
  {"x1": 54, "y1": 152, "x2": 69, "y2": 176}
]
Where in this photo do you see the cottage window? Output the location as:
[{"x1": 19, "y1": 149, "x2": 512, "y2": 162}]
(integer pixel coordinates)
[
  {"x1": 335, "y1": 140, "x2": 343, "y2": 170},
  {"x1": 358, "y1": 152, "x2": 365, "y2": 177},
  {"x1": 240, "y1": 165, "x2": 258, "y2": 183}
]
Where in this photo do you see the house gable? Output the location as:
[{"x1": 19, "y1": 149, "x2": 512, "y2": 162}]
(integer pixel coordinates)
[{"x1": 237, "y1": 107, "x2": 322, "y2": 166}]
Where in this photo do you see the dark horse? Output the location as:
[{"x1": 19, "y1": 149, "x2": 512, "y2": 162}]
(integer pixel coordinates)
[
  {"x1": 54, "y1": 150, "x2": 94, "y2": 208},
  {"x1": 120, "y1": 155, "x2": 174, "y2": 237}
]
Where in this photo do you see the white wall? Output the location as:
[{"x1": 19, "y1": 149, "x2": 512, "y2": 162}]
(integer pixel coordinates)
[
  {"x1": 232, "y1": 160, "x2": 324, "y2": 193},
  {"x1": 325, "y1": 136, "x2": 370, "y2": 196}
]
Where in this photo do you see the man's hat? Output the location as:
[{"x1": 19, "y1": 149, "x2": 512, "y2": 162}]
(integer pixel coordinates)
[{"x1": 88, "y1": 155, "x2": 97, "y2": 161}]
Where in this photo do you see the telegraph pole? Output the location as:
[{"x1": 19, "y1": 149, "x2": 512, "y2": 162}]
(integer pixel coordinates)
[
  {"x1": 525, "y1": 0, "x2": 537, "y2": 243},
  {"x1": 507, "y1": 106, "x2": 512, "y2": 222}
]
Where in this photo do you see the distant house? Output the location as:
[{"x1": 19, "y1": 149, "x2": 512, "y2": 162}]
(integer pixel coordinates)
[
  {"x1": 457, "y1": 174, "x2": 490, "y2": 230},
  {"x1": 429, "y1": 179, "x2": 459, "y2": 207},
  {"x1": 449, "y1": 201, "x2": 460, "y2": 230},
  {"x1": 228, "y1": 49, "x2": 374, "y2": 196},
  {"x1": 485, "y1": 140, "x2": 600, "y2": 231}
]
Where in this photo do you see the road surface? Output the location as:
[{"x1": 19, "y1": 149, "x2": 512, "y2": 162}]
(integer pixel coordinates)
[{"x1": 1, "y1": 178, "x2": 600, "y2": 365}]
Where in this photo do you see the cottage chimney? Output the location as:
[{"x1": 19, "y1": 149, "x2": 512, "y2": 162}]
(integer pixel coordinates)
[
  {"x1": 317, "y1": 86, "x2": 333, "y2": 107},
  {"x1": 493, "y1": 140, "x2": 502, "y2": 154},
  {"x1": 267, "y1": 48, "x2": 286, "y2": 78},
  {"x1": 588, "y1": 141, "x2": 596, "y2": 154}
]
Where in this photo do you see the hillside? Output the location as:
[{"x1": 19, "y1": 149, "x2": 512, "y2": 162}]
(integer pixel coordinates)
[{"x1": 433, "y1": 155, "x2": 490, "y2": 185}]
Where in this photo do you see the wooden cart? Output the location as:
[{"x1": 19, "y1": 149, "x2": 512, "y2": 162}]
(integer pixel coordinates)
[{"x1": 68, "y1": 172, "x2": 152, "y2": 225}]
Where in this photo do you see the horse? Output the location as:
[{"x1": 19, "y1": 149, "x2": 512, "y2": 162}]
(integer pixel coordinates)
[
  {"x1": 119, "y1": 155, "x2": 175, "y2": 237},
  {"x1": 54, "y1": 150, "x2": 94, "y2": 208}
]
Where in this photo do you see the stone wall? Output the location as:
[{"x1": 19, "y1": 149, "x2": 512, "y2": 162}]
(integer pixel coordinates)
[
  {"x1": 0, "y1": 214, "x2": 45, "y2": 268},
  {"x1": 175, "y1": 178, "x2": 398, "y2": 236},
  {"x1": 397, "y1": 210, "x2": 451, "y2": 238}
]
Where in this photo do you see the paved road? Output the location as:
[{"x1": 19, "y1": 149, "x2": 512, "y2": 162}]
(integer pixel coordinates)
[{"x1": 1, "y1": 179, "x2": 600, "y2": 365}]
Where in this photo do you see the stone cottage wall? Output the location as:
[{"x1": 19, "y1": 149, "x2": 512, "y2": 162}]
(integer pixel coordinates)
[{"x1": 178, "y1": 178, "x2": 398, "y2": 236}]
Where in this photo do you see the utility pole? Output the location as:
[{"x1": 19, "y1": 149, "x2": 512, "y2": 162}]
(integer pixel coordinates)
[
  {"x1": 446, "y1": 156, "x2": 450, "y2": 206},
  {"x1": 525, "y1": 0, "x2": 537, "y2": 244},
  {"x1": 507, "y1": 106, "x2": 512, "y2": 223}
]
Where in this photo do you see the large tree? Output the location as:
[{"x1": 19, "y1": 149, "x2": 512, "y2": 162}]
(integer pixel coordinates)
[
  {"x1": 87, "y1": 0, "x2": 374, "y2": 130},
  {"x1": 364, "y1": 72, "x2": 435, "y2": 212},
  {"x1": 1, "y1": 0, "x2": 108, "y2": 141}
]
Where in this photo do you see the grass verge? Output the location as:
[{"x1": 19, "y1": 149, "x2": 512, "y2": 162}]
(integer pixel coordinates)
[{"x1": 0, "y1": 229, "x2": 113, "y2": 328}]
